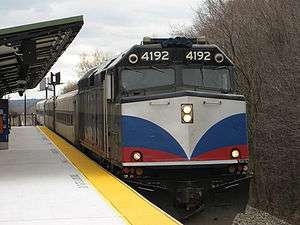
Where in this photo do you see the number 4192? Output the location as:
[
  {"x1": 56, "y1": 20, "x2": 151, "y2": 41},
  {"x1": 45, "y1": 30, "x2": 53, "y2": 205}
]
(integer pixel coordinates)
[
  {"x1": 186, "y1": 51, "x2": 211, "y2": 61},
  {"x1": 141, "y1": 51, "x2": 169, "y2": 61}
]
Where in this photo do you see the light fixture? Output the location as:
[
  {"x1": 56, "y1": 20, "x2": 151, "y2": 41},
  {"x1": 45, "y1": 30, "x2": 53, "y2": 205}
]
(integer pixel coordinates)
[
  {"x1": 135, "y1": 168, "x2": 144, "y2": 176},
  {"x1": 182, "y1": 105, "x2": 192, "y2": 114},
  {"x1": 128, "y1": 54, "x2": 138, "y2": 64},
  {"x1": 183, "y1": 114, "x2": 192, "y2": 123},
  {"x1": 132, "y1": 151, "x2": 142, "y2": 161},
  {"x1": 231, "y1": 149, "x2": 240, "y2": 158},
  {"x1": 181, "y1": 104, "x2": 193, "y2": 123},
  {"x1": 215, "y1": 53, "x2": 224, "y2": 63}
]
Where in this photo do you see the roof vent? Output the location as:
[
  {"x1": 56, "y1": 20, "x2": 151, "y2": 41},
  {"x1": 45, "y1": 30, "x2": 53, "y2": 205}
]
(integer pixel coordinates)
[{"x1": 141, "y1": 36, "x2": 208, "y2": 47}]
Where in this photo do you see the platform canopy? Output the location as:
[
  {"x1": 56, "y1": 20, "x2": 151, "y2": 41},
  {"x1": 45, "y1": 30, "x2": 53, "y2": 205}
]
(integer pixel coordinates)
[{"x1": 0, "y1": 16, "x2": 84, "y2": 97}]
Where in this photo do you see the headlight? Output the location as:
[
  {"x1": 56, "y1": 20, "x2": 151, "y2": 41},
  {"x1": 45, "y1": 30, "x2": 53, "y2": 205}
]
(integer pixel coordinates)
[
  {"x1": 181, "y1": 104, "x2": 193, "y2": 123},
  {"x1": 182, "y1": 105, "x2": 192, "y2": 114},
  {"x1": 183, "y1": 114, "x2": 192, "y2": 123},
  {"x1": 132, "y1": 151, "x2": 142, "y2": 161},
  {"x1": 231, "y1": 149, "x2": 240, "y2": 158}
]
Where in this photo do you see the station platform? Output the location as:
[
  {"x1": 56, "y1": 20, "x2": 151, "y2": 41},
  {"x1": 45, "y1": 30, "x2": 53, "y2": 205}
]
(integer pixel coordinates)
[{"x1": 0, "y1": 126, "x2": 181, "y2": 225}]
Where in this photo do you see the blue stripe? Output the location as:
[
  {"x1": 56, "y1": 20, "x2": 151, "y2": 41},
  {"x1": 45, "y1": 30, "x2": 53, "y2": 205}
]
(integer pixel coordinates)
[
  {"x1": 122, "y1": 113, "x2": 248, "y2": 159},
  {"x1": 191, "y1": 113, "x2": 248, "y2": 157},
  {"x1": 121, "y1": 116, "x2": 186, "y2": 157}
]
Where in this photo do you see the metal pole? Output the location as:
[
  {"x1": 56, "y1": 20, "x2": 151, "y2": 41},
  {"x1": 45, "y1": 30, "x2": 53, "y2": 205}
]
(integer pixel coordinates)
[
  {"x1": 46, "y1": 87, "x2": 48, "y2": 99},
  {"x1": 24, "y1": 93, "x2": 26, "y2": 126}
]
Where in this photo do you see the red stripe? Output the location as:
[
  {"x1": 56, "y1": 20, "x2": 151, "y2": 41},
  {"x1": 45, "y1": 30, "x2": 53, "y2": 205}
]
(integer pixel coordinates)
[
  {"x1": 122, "y1": 145, "x2": 249, "y2": 163},
  {"x1": 122, "y1": 147, "x2": 186, "y2": 162},
  {"x1": 192, "y1": 144, "x2": 248, "y2": 160}
]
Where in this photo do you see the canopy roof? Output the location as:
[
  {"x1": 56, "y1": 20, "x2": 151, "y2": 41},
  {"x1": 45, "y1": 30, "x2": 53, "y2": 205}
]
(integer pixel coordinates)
[{"x1": 0, "y1": 16, "x2": 84, "y2": 97}]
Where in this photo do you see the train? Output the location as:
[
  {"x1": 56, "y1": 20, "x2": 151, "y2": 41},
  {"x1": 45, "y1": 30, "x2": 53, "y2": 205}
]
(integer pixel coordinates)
[{"x1": 36, "y1": 37, "x2": 249, "y2": 210}]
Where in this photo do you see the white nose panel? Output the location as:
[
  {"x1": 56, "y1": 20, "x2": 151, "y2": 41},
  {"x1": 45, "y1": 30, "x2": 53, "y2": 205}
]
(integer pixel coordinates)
[
  {"x1": 122, "y1": 96, "x2": 246, "y2": 159},
  {"x1": 188, "y1": 96, "x2": 246, "y2": 156},
  {"x1": 122, "y1": 96, "x2": 191, "y2": 158}
]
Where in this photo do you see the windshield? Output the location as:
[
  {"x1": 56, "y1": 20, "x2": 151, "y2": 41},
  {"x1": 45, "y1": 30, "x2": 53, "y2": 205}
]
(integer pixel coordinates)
[
  {"x1": 121, "y1": 68, "x2": 175, "y2": 91},
  {"x1": 182, "y1": 68, "x2": 230, "y2": 91}
]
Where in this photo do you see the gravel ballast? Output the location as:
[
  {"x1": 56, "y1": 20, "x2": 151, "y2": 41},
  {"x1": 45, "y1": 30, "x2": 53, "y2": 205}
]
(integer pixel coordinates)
[{"x1": 233, "y1": 206, "x2": 291, "y2": 225}]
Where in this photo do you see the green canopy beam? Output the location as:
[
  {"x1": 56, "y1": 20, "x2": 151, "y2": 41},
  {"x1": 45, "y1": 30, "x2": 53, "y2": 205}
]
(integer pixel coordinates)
[{"x1": 0, "y1": 15, "x2": 84, "y2": 97}]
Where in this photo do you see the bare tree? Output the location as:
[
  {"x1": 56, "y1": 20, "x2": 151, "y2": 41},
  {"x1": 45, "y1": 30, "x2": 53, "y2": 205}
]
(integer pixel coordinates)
[
  {"x1": 60, "y1": 50, "x2": 111, "y2": 94},
  {"x1": 76, "y1": 50, "x2": 111, "y2": 78},
  {"x1": 60, "y1": 81, "x2": 77, "y2": 94},
  {"x1": 173, "y1": 0, "x2": 299, "y2": 223}
]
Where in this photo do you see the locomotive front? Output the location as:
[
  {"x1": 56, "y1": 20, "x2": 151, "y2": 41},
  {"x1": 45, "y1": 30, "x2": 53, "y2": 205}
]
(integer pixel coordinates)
[{"x1": 118, "y1": 37, "x2": 249, "y2": 208}]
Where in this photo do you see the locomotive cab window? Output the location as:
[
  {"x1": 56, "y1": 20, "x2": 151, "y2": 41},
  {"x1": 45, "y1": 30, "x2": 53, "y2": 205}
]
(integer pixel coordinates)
[
  {"x1": 182, "y1": 67, "x2": 231, "y2": 93},
  {"x1": 121, "y1": 68, "x2": 175, "y2": 94}
]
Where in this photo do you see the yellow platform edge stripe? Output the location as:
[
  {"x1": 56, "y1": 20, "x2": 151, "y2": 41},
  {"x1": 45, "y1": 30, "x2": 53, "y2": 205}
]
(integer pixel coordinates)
[{"x1": 38, "y1": 126, "x2": 182, "y2": 225}]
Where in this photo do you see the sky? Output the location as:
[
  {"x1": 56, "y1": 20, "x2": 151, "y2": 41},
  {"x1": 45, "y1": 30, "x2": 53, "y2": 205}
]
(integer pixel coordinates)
[{"x1": 1, "y1": 0, "x2": 201, "y2": 99}]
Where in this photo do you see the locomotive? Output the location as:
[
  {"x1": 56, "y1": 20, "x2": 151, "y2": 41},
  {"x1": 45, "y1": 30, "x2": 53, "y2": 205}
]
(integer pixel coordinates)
[{"x1": 36, "y1": 37, "x2": 249, "y2": 210}]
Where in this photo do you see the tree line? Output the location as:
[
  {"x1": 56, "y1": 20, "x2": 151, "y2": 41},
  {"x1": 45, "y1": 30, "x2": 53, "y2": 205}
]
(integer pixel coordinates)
[{"x1": 173, "y1": 0, "x2": 299, "y2": 223}]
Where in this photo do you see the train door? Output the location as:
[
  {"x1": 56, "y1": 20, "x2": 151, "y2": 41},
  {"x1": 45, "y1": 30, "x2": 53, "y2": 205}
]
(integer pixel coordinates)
[
  {"x1": 96, "y1": 83, "x2": 104, "y2": 154},
  {"x1": 103, "y1": 71, "x2": 113, "y2": 159},
  {"x1": 78, "y1": 91, "x2": 85, "y2": 143},
  {"x1": 74, "y1": 96, "x2": 79, "y2": 146},
  {"x1": 92, "y1": 89, "x2": 97, "y2": 148}
]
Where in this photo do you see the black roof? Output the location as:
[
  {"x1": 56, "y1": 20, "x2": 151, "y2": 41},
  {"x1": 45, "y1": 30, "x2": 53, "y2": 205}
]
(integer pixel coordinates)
[
  {"x1": 77, "y1": 37, "x2": 234, "y2": 89},
  {"x1": 78, "y1": 58, "x2": 117, "y2": 88},
  {"x1": 0, "y1": 16, "x2": 84, "y2": 97}
]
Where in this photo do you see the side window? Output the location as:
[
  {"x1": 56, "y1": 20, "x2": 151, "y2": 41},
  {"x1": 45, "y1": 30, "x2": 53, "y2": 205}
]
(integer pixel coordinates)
[
  {"x1": 105, "y1": 72, "x2": 113, "y2": 101},
  {"x1": 113, "y1": 71, "x2": 119, "y2": 101},
  {"x1": 89, "y1": 74, "x2": 95, "y2": 86}
]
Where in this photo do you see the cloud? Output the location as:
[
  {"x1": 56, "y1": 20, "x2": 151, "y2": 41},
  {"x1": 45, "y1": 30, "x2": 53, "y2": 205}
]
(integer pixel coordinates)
[{"x1": 1, "y1": 0, "x2": 201, "y2": 99}]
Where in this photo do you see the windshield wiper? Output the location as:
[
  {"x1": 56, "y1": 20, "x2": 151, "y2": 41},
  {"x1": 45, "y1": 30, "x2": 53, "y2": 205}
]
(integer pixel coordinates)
[
  {"x1": 151, "y1": 66, "x2": 166, "y2": 74},
  {"x1": 220, "y1": 88, "x2": 230, "y2": 94},
  {"x1": 210, "y1": 66, "x2": 227, "y2": 70}
]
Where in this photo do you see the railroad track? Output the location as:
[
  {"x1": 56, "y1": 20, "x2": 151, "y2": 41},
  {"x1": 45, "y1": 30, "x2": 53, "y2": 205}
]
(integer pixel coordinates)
[{"x1": 134, "y1": 182, "x2": 249, "y2": 225}]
